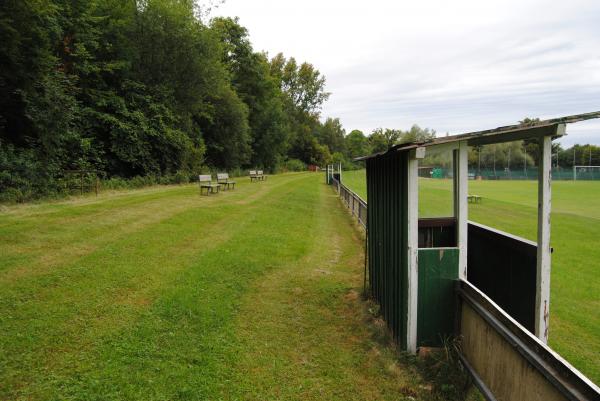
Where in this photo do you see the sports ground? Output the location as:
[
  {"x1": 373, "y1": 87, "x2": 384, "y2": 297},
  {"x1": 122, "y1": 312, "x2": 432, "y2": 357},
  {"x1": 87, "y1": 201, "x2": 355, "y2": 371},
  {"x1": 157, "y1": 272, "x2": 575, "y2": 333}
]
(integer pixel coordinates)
[
  {"x1": 0, "y1": 172, "x2": 597, "y2": 400},
  {"x1": 1, "y1": 173, "x2": 472, "y2": 400},
  {"x1": 342, "y1": 169, "x2": 600, "y2": 383}
]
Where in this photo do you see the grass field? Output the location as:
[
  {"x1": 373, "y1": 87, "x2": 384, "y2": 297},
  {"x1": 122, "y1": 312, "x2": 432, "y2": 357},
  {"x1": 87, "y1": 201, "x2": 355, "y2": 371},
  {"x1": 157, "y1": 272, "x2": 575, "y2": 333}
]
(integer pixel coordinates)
[
  {"x1": 0, "y1": 173, "x2": 478, "y2": 400},
  {"x1": 342, "y1": 169, "x2": 600, "y2": 384}
]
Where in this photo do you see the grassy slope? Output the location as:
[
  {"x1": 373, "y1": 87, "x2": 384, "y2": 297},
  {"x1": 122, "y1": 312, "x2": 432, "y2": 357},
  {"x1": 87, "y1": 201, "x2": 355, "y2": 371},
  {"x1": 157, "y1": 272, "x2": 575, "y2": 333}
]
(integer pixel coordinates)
[
  {"x1": 0, "y1": 173, "x2": 443, "y2": 400},
  {"x1": 342, "y1": 169, "x2": 600, "y2": 384}
]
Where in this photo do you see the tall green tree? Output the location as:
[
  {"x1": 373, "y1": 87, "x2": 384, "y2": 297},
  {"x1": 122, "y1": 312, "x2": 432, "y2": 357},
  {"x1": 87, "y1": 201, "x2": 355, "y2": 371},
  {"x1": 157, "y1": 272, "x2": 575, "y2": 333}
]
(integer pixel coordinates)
[
  {"x1": 318, "y1": 117, "x2": 345, "y2": 155},
  {"x1": 369, "y1": 128, "x2": 402, "y2": 151},
  {"x1": 269, "y1": 53, "x2": 331, "y2": 165},
  {"x1": 345, "y1": 129, "x2": 368, "y2": 159},
  {"x1": 211, "y1": 17, "x2": 288, "y2": 170}
]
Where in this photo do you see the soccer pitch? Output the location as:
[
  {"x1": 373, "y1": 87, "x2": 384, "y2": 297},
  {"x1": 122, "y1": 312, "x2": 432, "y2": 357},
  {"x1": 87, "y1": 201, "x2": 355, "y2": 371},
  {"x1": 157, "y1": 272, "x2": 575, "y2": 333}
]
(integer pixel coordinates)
[{"x1": 341, "y1": 169, "x2": 600, "y2": 383}]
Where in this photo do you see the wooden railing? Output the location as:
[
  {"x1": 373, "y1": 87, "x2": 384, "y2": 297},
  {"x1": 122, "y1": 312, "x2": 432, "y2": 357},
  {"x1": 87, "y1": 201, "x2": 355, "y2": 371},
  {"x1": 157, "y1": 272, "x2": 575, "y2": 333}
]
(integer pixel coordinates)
[{"x1": 457, "y1": 280, "x2": 600, "y2": 401}]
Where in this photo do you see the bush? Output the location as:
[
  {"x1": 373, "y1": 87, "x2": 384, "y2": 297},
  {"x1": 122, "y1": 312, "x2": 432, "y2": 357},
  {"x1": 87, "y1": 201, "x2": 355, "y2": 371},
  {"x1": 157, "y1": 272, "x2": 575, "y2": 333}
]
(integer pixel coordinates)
[
  {"x1": 172, "y1": 170, "x2": 190, "y2": 184},
  {"x1": 0, "y1": 144, "x2": 64, "y2": 202},
  {"x1": 281, "y1": 159, "x2": 306, "y2": 172}
]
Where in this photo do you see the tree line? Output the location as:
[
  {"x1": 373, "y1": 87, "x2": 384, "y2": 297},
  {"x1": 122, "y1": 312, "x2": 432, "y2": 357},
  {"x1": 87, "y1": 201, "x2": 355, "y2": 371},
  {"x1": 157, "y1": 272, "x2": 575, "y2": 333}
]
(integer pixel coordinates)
[
  {"x1": 424, "y1": 119, "x2": 599, "y2": 173},
  {"x1": 0, "y1": 0, "x2": 354, "y2": 201},
  {"x1": 3, "y1": 1, "x2": 593, "y2": 202}
]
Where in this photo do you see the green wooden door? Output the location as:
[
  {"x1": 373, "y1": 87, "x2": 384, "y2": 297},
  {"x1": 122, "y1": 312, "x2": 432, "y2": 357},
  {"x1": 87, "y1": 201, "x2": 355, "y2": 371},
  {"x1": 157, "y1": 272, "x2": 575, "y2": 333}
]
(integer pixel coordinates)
[{"x1": 417, "y1": 248, "x2": 459, "y2": 347}]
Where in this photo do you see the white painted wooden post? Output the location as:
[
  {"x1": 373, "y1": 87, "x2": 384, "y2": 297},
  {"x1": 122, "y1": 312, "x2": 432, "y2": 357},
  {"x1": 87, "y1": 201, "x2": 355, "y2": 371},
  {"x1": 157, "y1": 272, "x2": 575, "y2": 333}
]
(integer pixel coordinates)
[
  {"x1": 535, "y1": 134, "x2": 553, "y2": 343},
  {"x1": 407, "y1": 147, "x2": 425, "y2": 353},
  {"x1": 455, "y1": 141, "x2": 469, "y2": 280}
]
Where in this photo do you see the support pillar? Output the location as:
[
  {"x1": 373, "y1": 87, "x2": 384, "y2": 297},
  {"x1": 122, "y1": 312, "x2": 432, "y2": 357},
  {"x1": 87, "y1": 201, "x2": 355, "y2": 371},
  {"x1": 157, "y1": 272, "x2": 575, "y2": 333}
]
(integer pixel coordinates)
[
  {"x1": 406, "y1": 147, "x2": 424, "y2": 353},
  {"x1": 454, "y1": 141, "x2": 469, "y2": 280},
  {"x1": 535, "y1": 132, "x2": 555, "y2": 343}
]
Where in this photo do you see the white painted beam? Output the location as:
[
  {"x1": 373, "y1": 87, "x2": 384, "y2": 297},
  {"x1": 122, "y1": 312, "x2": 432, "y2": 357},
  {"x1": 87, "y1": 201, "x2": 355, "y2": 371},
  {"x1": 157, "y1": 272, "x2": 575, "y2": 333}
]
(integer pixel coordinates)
[
  {"x1": 455, "y1": 141, "x2": 469, "y2": 280},
  {"x1": 535, "y1": 128, "x2": 559, "y2": 343},
  {"x1": 406, "y1": 150, "x2": 421, "y2": 353}
]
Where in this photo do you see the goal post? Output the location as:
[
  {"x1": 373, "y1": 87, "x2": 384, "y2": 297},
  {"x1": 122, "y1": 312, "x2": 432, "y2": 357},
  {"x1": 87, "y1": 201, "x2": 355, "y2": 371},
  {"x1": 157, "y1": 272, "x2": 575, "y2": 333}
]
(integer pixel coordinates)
[{"x1": 573, "y1": 165, "x2": 600, "y2": 180}]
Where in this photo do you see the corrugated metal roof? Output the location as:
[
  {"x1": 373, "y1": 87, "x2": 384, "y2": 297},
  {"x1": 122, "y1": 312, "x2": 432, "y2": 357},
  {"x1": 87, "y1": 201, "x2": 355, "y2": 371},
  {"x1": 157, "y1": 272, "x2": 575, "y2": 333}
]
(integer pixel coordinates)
[{"x1": 355, "y1": 111, "x2": 600, "y2": 161}]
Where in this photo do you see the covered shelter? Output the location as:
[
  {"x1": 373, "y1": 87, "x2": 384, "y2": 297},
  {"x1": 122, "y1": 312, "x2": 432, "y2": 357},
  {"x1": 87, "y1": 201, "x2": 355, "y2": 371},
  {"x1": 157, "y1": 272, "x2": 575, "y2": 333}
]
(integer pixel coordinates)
[{"x1": 356, "y1": 111, "x2": 600, "y2": 353}]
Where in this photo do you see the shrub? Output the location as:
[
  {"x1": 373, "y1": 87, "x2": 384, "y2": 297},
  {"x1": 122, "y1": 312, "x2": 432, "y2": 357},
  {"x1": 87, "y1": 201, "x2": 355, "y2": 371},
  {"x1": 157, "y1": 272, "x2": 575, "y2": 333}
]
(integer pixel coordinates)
[{"x1": 281, "y1": 159, "x2": 306, "y2": 172}]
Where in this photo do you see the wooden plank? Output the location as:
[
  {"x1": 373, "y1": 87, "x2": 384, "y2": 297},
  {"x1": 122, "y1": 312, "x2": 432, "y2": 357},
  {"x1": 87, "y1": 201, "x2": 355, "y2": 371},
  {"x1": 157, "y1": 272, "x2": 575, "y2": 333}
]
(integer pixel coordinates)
[
  {"x1": 535, "y1": 130, "x2": 557, "y2": 343},
  {"x1": 458, "y1": 280, "x2": 600, "y2": 401},
  {"x1": 455, "y1": 141, "x2": 469, "y2": 280},
  {"x1": 460, "y1": 302, "x2": 567, "y2": 401},
  {"x1": 406, "y1": 151, "x2": 420, "y2": 353},
  {"x1": 418, "y1": 217, "x2": 456, "y2": 228}
]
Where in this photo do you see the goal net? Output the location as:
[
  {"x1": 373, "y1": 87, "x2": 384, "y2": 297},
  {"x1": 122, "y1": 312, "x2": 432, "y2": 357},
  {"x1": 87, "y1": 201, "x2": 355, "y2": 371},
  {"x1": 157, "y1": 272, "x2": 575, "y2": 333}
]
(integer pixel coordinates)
[{"x1": 573, "y1": 165, "x2": 600, "y2": 180}]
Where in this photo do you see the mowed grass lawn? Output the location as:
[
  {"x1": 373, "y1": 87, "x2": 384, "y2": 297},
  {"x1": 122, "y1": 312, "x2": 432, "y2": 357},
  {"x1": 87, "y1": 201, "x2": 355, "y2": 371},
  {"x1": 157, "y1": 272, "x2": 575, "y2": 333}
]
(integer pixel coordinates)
[
  {"x1": 0, "y1": 173, "x2": 447, "y2": 400},
  {"x1": 342, "y1": 169, "x2": 600, "y2": 384}
]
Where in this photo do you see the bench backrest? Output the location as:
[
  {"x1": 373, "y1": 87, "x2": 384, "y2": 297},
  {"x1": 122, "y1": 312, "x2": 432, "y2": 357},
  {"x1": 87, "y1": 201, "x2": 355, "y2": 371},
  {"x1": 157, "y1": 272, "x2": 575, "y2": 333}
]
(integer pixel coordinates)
[
  {"x1": 198, "y1": 174, "x2": 212, "y2": 183},
  {"x1": 257, "y1": 170, "x2": 264, "y2": 175},
  {"x1": 217, "y1": 173, "x2": 229, "y2": 180},
  {"x1": 249, "y1": 170, "x2": 256, "y2": 176}
]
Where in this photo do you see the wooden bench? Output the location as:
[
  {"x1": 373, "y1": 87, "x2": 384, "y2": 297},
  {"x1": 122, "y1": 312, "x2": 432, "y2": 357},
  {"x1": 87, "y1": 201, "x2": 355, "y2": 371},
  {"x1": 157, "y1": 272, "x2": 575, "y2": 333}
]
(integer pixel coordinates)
[
  {"x1": 217, "y1": 173, "x2": 236, "y2": 190},
  {"x1": 249, "y1": 170, "x2": 260, "y2": 182},
  {"x1": 468, "y1": 195, "x2": 482, "y2": 203},
  {"x1": 257, "y1": 170, "x2": 267, "y2": 181},
  {"x1": 199, "y1": 175, "x2": 219, "y2": 195}
]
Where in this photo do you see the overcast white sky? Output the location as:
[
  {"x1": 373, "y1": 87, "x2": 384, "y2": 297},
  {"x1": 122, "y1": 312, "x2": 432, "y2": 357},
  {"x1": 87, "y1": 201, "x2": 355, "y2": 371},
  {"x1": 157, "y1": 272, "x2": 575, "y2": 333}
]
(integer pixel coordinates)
[{"x1": 213, "y1": 0, "x2": 600, "y2": 146}]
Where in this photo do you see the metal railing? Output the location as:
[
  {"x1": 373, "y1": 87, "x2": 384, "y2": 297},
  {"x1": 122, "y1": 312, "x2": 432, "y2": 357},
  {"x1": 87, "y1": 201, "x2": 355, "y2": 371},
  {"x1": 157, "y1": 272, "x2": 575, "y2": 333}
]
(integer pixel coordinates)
[{"x1": 331, "y1": 178, "x2": 367, "y2": 228}]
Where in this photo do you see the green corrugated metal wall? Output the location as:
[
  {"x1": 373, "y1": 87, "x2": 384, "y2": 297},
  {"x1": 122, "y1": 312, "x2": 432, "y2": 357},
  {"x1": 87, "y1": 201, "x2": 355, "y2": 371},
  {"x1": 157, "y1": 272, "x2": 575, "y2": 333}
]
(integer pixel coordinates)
[{"x1": 366, "y1": 151, "x2": 409, "y2": 348}]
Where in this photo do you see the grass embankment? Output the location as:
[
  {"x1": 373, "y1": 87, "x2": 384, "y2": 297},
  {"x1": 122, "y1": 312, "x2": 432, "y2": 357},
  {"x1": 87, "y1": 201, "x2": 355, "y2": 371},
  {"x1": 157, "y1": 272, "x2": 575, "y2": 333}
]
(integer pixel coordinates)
[
  {"x1": 0, "y1": 173, "x2": 460, "y2": 400},
  {"x1": 342, "y1": 169, "x2": 600, "y2": 384}
]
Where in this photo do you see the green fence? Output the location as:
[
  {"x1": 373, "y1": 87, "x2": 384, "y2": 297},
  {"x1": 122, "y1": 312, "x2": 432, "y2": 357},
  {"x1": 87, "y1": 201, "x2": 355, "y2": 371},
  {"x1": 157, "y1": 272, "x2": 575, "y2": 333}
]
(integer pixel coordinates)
[{"x1": 420, "y1": 167, "x2": 600, "y2": 180}]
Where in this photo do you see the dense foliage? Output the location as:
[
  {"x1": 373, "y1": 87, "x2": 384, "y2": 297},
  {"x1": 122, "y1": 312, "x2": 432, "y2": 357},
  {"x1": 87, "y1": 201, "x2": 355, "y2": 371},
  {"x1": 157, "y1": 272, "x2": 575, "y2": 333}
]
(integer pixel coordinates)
[{"x1": 0, "y1": 0, "x2": 345, "y2": 201}]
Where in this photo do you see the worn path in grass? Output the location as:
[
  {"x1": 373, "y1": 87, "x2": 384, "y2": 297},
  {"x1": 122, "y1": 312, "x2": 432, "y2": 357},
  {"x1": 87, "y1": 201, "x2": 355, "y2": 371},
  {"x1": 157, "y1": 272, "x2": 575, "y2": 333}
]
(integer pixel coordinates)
[
  {"x1": 0, "y1": 173, "x2": 434, "y2": 400},
  {"x1": 342, "y1": 169, "x2": 600, "y2": 384}
]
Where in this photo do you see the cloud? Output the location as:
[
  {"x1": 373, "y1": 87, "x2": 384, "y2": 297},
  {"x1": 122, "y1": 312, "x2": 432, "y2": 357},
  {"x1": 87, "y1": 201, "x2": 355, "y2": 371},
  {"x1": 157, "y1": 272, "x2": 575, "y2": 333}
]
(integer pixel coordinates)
[{"x1": 213, "y1": 0, "x2": 600, "y2": 144}]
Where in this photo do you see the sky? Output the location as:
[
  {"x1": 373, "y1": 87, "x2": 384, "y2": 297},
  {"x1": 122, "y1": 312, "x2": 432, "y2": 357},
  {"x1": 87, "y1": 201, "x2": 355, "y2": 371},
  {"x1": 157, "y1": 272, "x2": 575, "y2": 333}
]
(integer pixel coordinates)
[{"x1": 212, "y1": 0, "x2": 600, "y2": 147}]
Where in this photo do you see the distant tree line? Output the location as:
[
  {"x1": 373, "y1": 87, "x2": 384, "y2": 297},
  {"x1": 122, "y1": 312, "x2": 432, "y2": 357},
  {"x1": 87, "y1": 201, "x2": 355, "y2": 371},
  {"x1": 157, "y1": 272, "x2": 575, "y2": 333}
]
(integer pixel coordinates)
[
  {"x1": 467, "y1": 142, "x2": 600, "y2": 172},
  {"x1": 424, "y1": 118, "x2": 599, "y2": 173}
]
